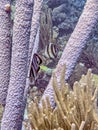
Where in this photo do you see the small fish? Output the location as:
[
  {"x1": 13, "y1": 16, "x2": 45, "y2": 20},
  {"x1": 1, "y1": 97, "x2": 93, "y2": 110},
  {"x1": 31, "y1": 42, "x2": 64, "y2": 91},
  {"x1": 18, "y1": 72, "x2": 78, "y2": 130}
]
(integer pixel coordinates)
[
  {"x1": 44, "y1": 43, "x2": 58, "y2": 59},
  {"x1": 29, "y1": 53, "x2": 42, "y2": 82}
]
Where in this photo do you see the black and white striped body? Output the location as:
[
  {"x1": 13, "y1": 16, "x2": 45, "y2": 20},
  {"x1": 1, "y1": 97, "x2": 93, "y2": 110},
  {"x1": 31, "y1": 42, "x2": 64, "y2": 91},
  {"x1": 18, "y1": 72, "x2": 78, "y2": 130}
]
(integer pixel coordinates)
[
  {"x1": 44, "y1": 43, "x2": 58, "y2": 59},
  {"x1": 30, "y1": 53, "x2": 42, "y2": 82}
]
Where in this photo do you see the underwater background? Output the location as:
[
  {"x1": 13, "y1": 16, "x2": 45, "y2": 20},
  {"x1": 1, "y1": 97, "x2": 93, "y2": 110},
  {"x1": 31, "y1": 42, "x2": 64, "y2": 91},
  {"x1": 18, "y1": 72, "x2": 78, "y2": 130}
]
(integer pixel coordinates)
[{"x1": 29, "y1": 0, "x2": 98, "y2": 96}]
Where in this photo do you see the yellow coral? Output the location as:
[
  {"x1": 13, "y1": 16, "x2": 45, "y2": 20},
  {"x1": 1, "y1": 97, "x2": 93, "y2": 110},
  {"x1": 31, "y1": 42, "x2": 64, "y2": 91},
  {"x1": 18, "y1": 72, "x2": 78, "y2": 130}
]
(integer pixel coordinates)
[
  {"x1": 0, "y1": 105, "x2": 3, "y2": 124},
  {"x1": 26, "y1": 66, "x2": 98, "y2": 130}
]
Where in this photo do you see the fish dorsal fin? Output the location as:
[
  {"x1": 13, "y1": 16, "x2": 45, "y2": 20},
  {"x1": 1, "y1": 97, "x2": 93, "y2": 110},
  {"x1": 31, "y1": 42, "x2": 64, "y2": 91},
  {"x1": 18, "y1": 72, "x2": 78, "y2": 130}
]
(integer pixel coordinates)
[{"x1": 33, "y1": 53, "x2": 42, "y2": 65}]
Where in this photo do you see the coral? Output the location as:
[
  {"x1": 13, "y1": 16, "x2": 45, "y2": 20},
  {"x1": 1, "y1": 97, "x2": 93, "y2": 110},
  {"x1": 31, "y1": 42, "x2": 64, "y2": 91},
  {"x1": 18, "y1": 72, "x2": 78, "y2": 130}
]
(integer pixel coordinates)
[
  {"x1": 0, "y1": 105, "x2": 3, "y2": 124},
  {"x1": 39, "y1": 4, "x2": 54, "y2": 50},
  {"x1": 25, "y1": 65, "x2": 98, "y2": 130}
]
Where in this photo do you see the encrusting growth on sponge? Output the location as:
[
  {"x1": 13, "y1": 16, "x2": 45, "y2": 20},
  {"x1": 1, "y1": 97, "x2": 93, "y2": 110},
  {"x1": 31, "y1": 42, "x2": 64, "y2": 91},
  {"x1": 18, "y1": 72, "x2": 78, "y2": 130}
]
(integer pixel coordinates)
[{"x1": 5, "y1": 4, "x2": 11, "y2": 12}]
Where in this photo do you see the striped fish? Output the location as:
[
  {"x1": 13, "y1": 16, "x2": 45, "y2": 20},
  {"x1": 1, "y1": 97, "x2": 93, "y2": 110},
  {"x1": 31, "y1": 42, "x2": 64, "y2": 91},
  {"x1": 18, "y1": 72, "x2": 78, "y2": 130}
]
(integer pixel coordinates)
[
  {"x1": 44, "y1": 43, "x2": 58, "y2": 59},
  {"x1": 29, "y1": 53, "x2": 42, "y2": 82}
]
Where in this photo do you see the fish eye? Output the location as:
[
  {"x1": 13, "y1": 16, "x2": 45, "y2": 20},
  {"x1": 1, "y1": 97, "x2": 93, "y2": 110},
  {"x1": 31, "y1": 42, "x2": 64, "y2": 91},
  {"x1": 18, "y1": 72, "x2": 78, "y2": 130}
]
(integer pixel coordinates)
[{"x1": 36, "y1": 60, "x2": 39, "y2": 64}]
